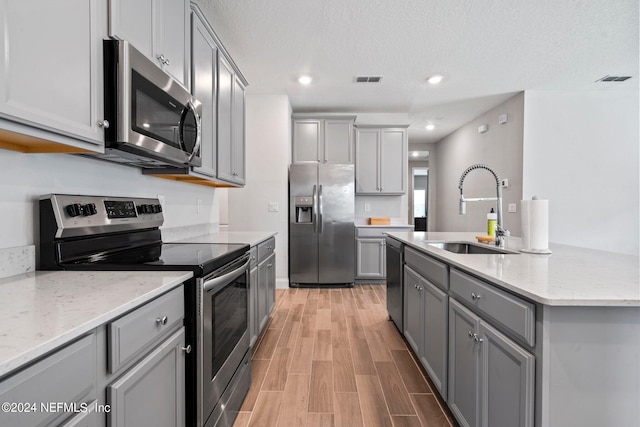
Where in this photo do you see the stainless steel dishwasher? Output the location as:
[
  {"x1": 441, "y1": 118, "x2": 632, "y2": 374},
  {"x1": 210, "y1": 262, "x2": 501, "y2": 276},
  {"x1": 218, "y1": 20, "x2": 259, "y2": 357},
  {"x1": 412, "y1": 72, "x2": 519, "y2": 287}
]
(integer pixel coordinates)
[{"x1": 385, "y1": 236, "x2": 403, "y2": 332}]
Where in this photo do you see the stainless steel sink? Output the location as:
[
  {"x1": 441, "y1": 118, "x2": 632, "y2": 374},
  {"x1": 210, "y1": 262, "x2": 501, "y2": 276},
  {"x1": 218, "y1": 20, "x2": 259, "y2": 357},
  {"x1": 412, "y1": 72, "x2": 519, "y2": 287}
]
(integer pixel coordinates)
[{"x1": 426, "y1": 241, "x2": 519, "y2": 255}]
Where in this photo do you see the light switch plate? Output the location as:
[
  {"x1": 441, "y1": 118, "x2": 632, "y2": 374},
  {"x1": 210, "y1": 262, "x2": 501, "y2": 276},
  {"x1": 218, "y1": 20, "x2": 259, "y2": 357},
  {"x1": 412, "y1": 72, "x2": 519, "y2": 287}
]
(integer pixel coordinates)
[
  {"x1": 364, "y1": 203, "x2": 371, "y2": 212},
  {"x1": 508, "y1": 203, "x2": 517, "y2": 213},
  {"x1": 268, "y1": 202, "x2": 279, "y2": 212}
]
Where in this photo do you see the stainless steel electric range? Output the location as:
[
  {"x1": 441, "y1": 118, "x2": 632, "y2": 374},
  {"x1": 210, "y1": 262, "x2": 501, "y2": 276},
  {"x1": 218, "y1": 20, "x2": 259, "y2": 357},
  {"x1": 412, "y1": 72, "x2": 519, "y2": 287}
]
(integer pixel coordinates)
[{"x1": 39, "y1": 194, "x2": 251, "y2": 427}]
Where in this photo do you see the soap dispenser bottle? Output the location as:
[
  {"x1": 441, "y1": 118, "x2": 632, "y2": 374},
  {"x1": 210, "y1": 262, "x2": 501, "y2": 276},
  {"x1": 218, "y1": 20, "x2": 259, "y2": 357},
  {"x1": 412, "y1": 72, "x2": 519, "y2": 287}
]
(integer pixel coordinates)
[{"x1": 487, "y1": 208, "x2": 497, "y2": 237}]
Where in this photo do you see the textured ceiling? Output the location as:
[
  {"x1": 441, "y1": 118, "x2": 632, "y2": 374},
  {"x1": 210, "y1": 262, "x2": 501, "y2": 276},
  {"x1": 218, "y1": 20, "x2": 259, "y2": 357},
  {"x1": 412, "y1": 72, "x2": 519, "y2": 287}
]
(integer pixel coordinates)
[{"x1": 197, "y1": 0, "x2": 638, "y2": 143}]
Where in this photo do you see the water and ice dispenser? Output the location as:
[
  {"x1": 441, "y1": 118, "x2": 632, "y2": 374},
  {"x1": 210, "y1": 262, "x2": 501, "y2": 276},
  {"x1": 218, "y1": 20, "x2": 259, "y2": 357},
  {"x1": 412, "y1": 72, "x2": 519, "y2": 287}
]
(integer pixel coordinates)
[{"x1": 294, "y1": 196, "x2": 313, "y2": 223}]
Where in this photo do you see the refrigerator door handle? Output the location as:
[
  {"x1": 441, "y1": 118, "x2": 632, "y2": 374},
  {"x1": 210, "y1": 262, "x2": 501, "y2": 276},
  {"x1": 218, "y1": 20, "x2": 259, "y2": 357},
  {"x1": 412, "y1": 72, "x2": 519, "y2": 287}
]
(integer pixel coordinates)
[
  {"x1": 312, "y1": 184, "x2": 318, "y2": 234},
  {"x1": 318, "y1": 184, "x2": 324, "y2": 235}
]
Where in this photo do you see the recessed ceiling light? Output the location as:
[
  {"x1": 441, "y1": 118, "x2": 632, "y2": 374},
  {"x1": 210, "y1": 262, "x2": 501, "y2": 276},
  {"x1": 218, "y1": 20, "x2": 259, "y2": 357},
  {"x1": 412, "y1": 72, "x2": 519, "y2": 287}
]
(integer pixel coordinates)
[
  {"x1": 425, "y1": 124, "x2": 435, "y2": 131},
  {"x1": 427, "y1": 74, "x2": 444, "y2": 85},
  {"x1": 298, "y1": 75, "x2": 312, "y2": 85}
]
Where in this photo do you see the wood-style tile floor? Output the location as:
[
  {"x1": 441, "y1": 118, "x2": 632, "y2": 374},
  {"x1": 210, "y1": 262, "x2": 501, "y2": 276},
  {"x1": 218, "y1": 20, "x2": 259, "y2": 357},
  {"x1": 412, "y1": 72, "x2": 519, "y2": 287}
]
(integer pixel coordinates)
[{"x1": 233, "y1": 284, "x2": 458, "y2": 427}]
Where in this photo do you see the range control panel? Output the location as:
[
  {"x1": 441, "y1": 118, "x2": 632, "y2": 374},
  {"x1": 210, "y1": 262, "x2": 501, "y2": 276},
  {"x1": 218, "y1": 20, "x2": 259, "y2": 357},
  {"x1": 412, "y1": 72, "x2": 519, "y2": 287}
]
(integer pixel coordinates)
[{"x1": 41, "y1": 194, "x2": 164, "y2": 238}]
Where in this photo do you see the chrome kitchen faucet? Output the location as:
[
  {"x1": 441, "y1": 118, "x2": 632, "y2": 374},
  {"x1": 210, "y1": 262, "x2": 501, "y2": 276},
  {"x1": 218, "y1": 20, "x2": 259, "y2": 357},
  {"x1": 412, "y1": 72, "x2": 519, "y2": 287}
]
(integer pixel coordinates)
[{"x1": 458, "y1": 163, "x2": 508, "y2": 248}]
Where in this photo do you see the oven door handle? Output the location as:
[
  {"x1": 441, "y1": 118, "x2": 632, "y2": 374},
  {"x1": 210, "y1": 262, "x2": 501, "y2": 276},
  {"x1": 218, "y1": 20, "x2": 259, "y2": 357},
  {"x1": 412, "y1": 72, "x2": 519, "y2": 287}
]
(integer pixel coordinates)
[{"x1": 203, "y1": 259, "x2": 250, "y2": 293}]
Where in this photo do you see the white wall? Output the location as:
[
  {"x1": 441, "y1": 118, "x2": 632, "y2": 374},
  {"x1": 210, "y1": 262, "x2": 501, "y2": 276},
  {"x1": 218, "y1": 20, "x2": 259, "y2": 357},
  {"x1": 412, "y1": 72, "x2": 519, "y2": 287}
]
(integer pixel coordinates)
[
  {"x1": 0, "y1": 149, "x2": 220, "y2": 250},
  {"x1": 523, "y1": 89, "x2": 639, "y2": 255},
  {"x1": 434, "y1": 93, "x2": 525, "y2": 236},
  {"x1": 227, "y1": 94, "x2": 292, "y2": 287}
]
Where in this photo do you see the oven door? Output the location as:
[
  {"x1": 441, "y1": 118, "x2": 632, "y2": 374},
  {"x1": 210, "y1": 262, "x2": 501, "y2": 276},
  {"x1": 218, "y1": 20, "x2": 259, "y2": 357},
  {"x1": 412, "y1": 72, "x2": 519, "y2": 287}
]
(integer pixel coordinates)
[{"x1": 199, "y1": 255, "x2": 250, "y2": 426}]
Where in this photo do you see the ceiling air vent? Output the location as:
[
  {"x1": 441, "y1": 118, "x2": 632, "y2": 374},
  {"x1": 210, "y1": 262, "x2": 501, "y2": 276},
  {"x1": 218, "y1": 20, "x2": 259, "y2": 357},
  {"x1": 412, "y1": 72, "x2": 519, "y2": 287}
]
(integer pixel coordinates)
[
  {"x1": 354, "y1": 76, "x2": 383, "y2": 83},
  {"x1": 596, "y1": 75, "x2": 632, "y2": 82}
]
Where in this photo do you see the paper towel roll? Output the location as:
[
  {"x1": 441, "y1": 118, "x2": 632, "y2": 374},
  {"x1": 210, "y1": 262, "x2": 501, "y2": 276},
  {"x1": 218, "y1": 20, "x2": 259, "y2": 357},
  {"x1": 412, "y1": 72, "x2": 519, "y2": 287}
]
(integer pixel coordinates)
[{"x1": 520, "y1": 197, "x2": 551, "y2": 254}]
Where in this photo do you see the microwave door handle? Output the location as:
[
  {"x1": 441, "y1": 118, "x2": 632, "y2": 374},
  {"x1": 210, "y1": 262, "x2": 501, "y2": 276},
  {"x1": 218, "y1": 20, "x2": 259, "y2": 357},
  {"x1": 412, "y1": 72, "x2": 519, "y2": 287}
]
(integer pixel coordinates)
[
  {"x1": 185, "y1": 100, "x2": 202, "y2": 163},
  {"x1": 203, "y1": 258, "x2": 250, "y2": 293}
]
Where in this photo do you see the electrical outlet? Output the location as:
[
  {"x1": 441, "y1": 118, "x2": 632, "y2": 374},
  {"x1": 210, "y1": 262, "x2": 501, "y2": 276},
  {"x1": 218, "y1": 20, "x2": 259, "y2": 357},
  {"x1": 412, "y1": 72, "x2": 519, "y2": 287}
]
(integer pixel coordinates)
[
  {"x1": 197, "y1": 199, "x2": 202, "y2": 214},
  {"x1": 508, "y1": 203, "x2": 517, "y2": 213},
  {"x1": 501, "y1": 179, "x2": 509, "y2": 188},
  {"x1": 268, "y1": 202, "x2": 279, "y2": 212},
  {"x1": 364, "y1": 203, "x2": 371, "y2": 212}
]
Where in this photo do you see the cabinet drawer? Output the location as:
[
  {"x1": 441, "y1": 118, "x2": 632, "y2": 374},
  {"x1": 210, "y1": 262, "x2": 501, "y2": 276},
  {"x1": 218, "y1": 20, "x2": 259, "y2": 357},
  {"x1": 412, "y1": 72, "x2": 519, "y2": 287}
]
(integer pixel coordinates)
[
  {"x1": 0, "y1": 334, "x2": 96, "y2": 427},
  {"x1": 405, "y1": 247, "x2": 448, "y2": 291},
  {"x1": 108, "y1": 286, "x2": 184, "y2": 373},
  {"x1": 450, "y1": 268, "x2": 535, "y2": 346},
  {"x1": 257, "y1": 237, "x2": 275, "y2": 262},
  {"x1": 356, "y1": 227, "x2": 411, "y2": 238}
]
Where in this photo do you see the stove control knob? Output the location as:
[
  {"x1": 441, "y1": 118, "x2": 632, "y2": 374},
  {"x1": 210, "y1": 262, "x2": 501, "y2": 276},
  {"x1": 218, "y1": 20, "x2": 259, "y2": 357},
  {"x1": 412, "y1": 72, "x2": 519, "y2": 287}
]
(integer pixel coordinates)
[
  {"x1": 153, "y1": 204, "x2": 162, "y2": 213},
  {"x1": 144, "y1": 204, "x2": 153, "y2": 214},
  {"x1": 65, "y1": 204, "x2": 82, "y2": 217},
  {"x1": 83, "y1": 203, "x2": 97, "y2": 216},
  {"x1": 136, "y1": 205, "x2": 145, "y2": 215}
]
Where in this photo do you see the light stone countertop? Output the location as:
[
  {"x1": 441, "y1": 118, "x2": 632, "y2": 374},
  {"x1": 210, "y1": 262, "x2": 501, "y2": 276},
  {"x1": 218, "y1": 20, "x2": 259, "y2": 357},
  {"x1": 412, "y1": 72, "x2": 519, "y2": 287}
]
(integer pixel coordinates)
[
  {"x1": 356, "y1": 224, "x2": 414, "y2": 228},
  {"x1": 386, "y1": 231, "x2": 640, "y2": 307},
  {"x1": 0, "y1": 270, "x2": 192, "y2": 378},
  {"x1": 169, "y1": 231, "x2": 277, "y2": 247}
]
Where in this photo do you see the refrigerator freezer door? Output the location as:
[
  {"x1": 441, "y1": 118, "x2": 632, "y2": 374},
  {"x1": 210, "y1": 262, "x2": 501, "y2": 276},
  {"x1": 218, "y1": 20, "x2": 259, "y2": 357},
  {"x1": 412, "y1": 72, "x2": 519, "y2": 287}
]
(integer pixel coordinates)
[
  {"x1": 318, "y1": 164, "x2": 355, "y2": 284},
  {"x1": 289, "y1": 164, "x2": 319, "y2": 284}
]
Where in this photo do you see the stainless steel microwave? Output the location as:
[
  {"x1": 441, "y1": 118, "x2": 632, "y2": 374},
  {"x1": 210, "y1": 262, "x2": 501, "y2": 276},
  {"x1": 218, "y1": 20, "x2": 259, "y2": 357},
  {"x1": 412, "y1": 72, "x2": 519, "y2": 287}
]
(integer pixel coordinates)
[{"x1": 99, "y1": 40, "x2": 202, "y2": 168}]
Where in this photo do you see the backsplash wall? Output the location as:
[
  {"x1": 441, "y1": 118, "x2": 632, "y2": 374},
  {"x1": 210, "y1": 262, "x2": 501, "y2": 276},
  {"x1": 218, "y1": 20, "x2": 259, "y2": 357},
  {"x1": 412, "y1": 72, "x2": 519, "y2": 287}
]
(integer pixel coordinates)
[{"x1": 0, "y1": 149, "x2": 220, "y2": 251}]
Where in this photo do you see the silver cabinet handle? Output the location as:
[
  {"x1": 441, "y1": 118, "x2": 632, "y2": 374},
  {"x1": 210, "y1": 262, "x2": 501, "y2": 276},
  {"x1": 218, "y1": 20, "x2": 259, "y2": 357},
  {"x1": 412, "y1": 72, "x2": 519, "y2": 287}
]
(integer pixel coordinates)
[
  {"x1": 473, "y1": 334, "x2": 484, "y2": 343},
  {"x1": 156, "y1": 316, "x2": 168, "y2": 325},
  {"x1": 98, "y1": 120, "x2": 110, "y2": 129},
  {"x1": 157, "y1": 54, "x2": 166, "y2": 64},
  {"x1": 267, "y1": 263, "x2": 273, "y2": 268},
  {"x1": 468, "y1": 330, "x2": 474, "y2": 338},
  {"x1": 471, "y1": 292, "x2": 482, "y2": 300},
  {"x1": 182, "y1": 345, "x2": 192, "y2": 354}
]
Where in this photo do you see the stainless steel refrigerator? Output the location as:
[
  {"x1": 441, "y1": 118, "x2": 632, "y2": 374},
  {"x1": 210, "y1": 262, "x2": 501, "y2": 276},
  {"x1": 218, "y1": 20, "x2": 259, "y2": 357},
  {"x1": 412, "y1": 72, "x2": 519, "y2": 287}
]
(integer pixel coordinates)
[{"x1": 289, "y1": 164, "x2": 355, "y2": 287}]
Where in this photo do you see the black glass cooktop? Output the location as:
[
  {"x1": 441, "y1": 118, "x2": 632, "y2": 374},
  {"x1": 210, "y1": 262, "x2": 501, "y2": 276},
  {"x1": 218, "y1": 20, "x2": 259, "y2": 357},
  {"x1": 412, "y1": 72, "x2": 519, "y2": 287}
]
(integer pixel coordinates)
[{"x1": 62, "y1": 242, "x2": 249, "y2": 277}]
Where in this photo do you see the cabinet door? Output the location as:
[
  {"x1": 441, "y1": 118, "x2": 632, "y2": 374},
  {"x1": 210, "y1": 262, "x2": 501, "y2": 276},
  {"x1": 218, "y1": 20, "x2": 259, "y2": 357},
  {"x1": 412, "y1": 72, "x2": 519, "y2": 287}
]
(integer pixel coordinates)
[
  {"x1": 216, "y1": 54, "x2": 234, "y2": 183},
  {"x1": 379, "y1": 129, "x2": 406, "y2": 194},
  {"x1": 403, "y1": 266, "x2": 423, "y2": 357},
  {"x1": 0, "y1": 0, "x2": 104, "y2": 147},
  {"x1": 232, "y1": 76, "x2": 246, "y2": 184},
  {"x1": 324, "y1": 119, "x2": 353, "y2": 163},
  {"x1": 448, "y1": 299, "x2": 482, "y2": 427},
  {"x1": 257, "y1": 257, "x2": 269, "y2": 333},
  {"x1": 265, "y1": 252, "x2": 276, "y2": 315},
  {"x1": 355, "y1": 128, "x2": 379, "y2": 193},
  {"x1": 422, "y1": 279, "x2": 448, "y2": 398},
  {"x1": 249, "y1": 266, "x2": 258, "y2": 346},
  {"x1": 191, "y1": 14, "x2": 217, "y2": 177},
  {"x1": 109, "y1": 0, "x2": 154, "y2": 59},
  {"x1": 356, "y1": 238, "x2": 385, "y2": 279},
  {"x1": 157, "y1": 0, "x2": 189, "y2": 86},
  {"x1": 292, "y1": 120, "x2": 321, "y2": 163},
  {"x1": 107, "y1": 328, "x2": 186, "y2": 427},
  {"x1": 480, "y1": 322, "x2": 535, "y2": 427}
]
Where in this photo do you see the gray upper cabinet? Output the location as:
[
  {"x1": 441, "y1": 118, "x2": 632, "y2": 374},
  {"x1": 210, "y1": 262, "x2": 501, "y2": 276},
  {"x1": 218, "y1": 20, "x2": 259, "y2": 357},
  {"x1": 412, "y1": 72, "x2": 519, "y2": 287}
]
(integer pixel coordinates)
[
  {"x1": 216, "y1": 55, "x2": 246, "y2": 186},
  {"x1": 292, "y1": 115, "x2": 356, "y2": 164},
  {"x1": 109, "y1": 0, "x2": 190, "y2": 87},
  {"x1": 355, "y1": 125, "x2": 408, "y2": 194},
  {"x1": 0, "y1": 0, "x2": 105, "y2": 152},
  {"x1": 191, "y1": 10, "x2": 218, "y2": 178}
]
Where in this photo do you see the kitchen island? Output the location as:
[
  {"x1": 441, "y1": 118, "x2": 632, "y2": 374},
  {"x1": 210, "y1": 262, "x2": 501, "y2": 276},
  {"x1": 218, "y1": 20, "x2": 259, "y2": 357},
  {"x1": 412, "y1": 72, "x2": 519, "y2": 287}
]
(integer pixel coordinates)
[{"x1": 386, "y1": 231, "x2": 639, "y2": 427}]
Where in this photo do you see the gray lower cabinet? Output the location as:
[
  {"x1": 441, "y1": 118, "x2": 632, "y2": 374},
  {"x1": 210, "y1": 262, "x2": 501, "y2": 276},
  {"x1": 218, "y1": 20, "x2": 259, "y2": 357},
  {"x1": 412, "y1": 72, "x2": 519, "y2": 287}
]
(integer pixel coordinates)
[
  {"x1": 356, "y1": 237, "x2": 386, "y2": 279},
  {"x1": 107, "y1": 328, "x2": 186, "y2": 427},
  {"x1": 0, "y1": 334, "x2": 97, "y2": 427},
  {"x1": 356, "y1": 227, "x2": 412, "y2": 281},
  {"x1": 252, "y1": 238, "x2": 276, "y2": 342},
  {"x1": 448, "y1": 298, "x2": 534, "y2": 427},
  {"x1": 403, "y1": 265, "x2": 448, "y2": 398}
]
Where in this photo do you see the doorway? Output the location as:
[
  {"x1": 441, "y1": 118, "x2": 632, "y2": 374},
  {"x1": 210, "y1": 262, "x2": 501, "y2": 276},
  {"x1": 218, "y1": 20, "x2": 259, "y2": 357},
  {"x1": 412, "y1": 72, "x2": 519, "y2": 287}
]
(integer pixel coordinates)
[{"x1": 411, "y1": 167, "x2": 428, "y2": 231}]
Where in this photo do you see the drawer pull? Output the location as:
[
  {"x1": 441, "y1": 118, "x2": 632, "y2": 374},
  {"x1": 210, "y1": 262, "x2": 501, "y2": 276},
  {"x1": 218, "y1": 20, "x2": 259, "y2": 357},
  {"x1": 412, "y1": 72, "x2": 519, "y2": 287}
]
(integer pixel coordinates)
[
  {"x1": 473, "y1": 334, "x2": 484, "y2": 343},
  {"x1": 471, "y1": 292, "x2": 482, "y2": 300},
  {"x1": 468, "y1": 330, "x2": 474, "y2": 338},
  {"x1": 156, "y1": 316, "x2": 168, "y2": 326},
  {"x1": 182, "y1": 345, "x2": 192, "y2": 354}
]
